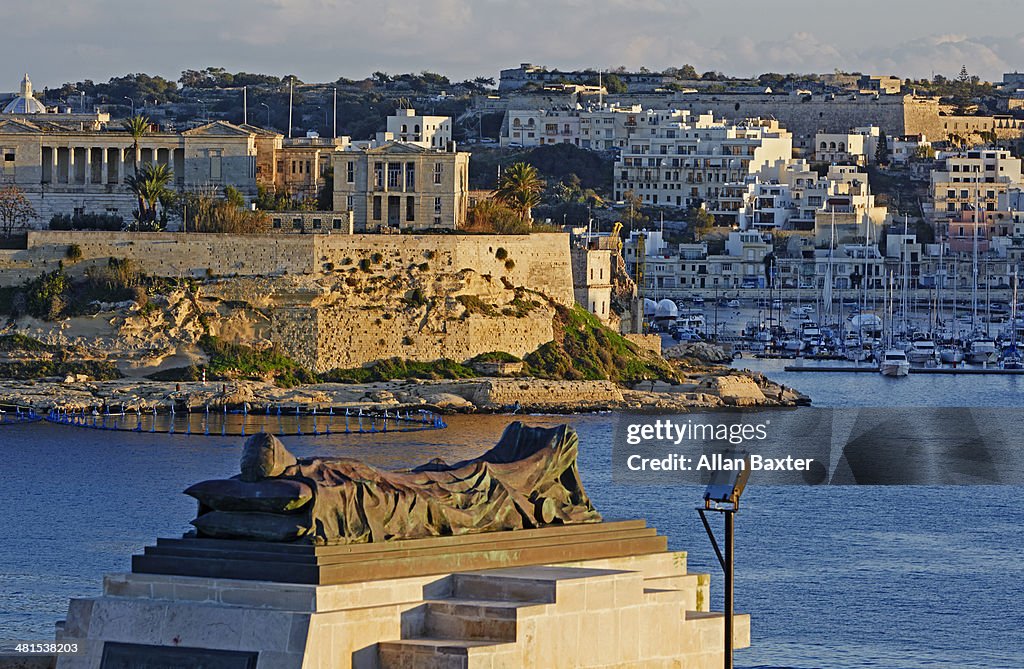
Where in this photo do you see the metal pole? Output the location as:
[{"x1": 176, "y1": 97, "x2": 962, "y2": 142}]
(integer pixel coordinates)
[
  {"x1": 333, "y1": 87, "x2": 337, "y2": 139},
  {"x1": 288, "y1": 77, "x2": 294, "y2": 139},
  {"x1": 243, "y1": 86, "x2": 247, "y2": 125},
  {"x1": 724, "y1": 510, "x2": 734, "y2": 669}
]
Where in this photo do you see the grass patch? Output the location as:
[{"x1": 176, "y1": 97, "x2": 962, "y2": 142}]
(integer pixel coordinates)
[
  {"x1": 0, "y1": 360, "x2": 121, "y2": 381},
  {"x1": 524, "y1": 304, "x2": 677, "y2": 384},
  {"x1": 0, "y1": 334, "x2": 58, "y2": 354},
  {"x1": 199, "y1": 335, "x2": 316, "y2": 388},
  {"x1": 322, "y1": 358, "x2": 476, "y2": 384},
  {"x1": 468, "y1": 351, "x2": 522, "y2": 364},
  {"x1": 456, "y1": 295, "x2": 497, "y2": 317}
]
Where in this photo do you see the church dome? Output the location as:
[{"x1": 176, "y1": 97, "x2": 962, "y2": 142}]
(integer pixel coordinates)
[{"x1": 3, "y1": 74, "x2": 47, "y2": 114}]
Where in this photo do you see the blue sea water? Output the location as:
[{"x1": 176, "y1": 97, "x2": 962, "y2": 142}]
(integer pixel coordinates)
[{"x1": 2, "y1": 367, "x2": 1023, "y2": 667}]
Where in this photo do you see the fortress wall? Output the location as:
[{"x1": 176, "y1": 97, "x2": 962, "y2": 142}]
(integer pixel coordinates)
[
  {"x1": 313, "y1": 233, "x2": 576, "y2": 306},
  {"x1": 282, "y1": 306, "x2": 557, "y2": 372}
]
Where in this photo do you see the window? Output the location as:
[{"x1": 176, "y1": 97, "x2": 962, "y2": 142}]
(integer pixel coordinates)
[
  {"x1": 209, "y1": 149, "x2": 222, "y2": 179},
  {"x1": 374, "y1": 162, "x2": 384, "y2": 189},
  {"x1": 433, "y1": 162, "x2": 442, "y2": 184},
  {"x1": 433, "y1": 216, "x2": 441, "y2": 227},
  {"x1": 434, "y1": 197, "x2": 442, "y2": 214},
  {"x1": 312, "y1": 218, "x2": 322, "y2": 229},
  {"x1": 388, "y1": 162, "x2": 401, "y2": 188},
  {"x1": 961, "y1": 190, "x2": 969, "y2": 199},
  {"x1": 332, "y1": 218, "x2": 342, "y2": 230},
  {"x1": 947, "y1": 189, "x2": 956, "y2": 198},
  {"x1": 346, "y1": 195, "x2": 353, "y2": 209},
  {"x1": 372, "y1": 196, "x2": 382, "y2": 220},
  {"x1": 346, "y1": 161, "x2": 354, "y2": 183},
  {"x1": 405, "y1": 162, "x2": 415, "y2": 189},
  {"x1": 406, "y1": 196, "x2": 415, "y2": 222},
  {"x1": 292, "y1": 218, "x2": 302, "y2": 230},
  {"x1": 272, "y1": 218, "x2": 282, "y2": 229}
]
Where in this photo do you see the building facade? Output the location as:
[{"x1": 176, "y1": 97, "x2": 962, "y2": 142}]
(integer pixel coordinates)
[
  {"x1": 332, "y1": 142, "x2": 470, "y2": 231},
  {"x1": 613, "y1": 113, "x2": 793, "y2": 225},
  {"x1": 0, "y1": 118, "x2": 261, "y2": 223}
]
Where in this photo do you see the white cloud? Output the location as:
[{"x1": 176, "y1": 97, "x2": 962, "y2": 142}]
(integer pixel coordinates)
[{"x1": 0, "y1": 2, "x2": 1019, "y2": 89}]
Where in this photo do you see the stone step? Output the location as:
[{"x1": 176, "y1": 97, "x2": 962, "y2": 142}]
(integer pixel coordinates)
[
  {"x1": 423, "y1": 598, "x2": 544, "y2": 642},
  {"x1": 685, "y1": 610, "x2": 752, "y2": 650},
  {"x1": 378, "y1": 637, "x2": 516, "y2": 669},
  {"x1": 451, "y1": 566, "x2": 632, "y2": 604}
]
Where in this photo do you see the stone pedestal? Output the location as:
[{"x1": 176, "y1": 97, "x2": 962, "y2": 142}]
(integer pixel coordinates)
[{"x1": 55, "y1": 523, "x2": 749, "y2": 669}]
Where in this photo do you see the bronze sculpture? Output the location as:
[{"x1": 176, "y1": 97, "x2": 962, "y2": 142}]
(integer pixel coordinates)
[{"x1": 185, "y1": 422, "x2": 602, "y2": 545}]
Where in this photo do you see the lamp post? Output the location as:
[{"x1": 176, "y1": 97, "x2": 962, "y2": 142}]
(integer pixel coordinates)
[
  {"x1": 697, "y1": 456, "x2": 750, "y2": 669},
  {"x1": 260, "y1": 103, "x2": 270, "y2": 130},
  {"x1": 123, "y1": 96, "x2": 135, "y2": 116}
]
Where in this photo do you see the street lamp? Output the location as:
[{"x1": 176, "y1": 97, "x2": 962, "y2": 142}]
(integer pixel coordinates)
[
  {"x1": 260, "y1": 103, "x2": 270, "y2": 130},
  {"x1": 124, "y1": 96, "x2": 135, "y2": 116},
  {"x1": 697, "y1": 456, "x2": 751, "y2": 669}
]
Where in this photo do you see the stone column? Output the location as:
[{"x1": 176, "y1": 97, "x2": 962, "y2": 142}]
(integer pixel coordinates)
[
  {"x1": 49, "y1": 146, "x2": 58, "y2": 184},
  {"x1": 67, "y1": 145, "x2": 75, "y2": 184},
  {"x1": 101, "y1": 148, "x2": 109, "y2": 185},
  {"x1": 84, "y1": 148, "x2": 92, "y2": 185}
]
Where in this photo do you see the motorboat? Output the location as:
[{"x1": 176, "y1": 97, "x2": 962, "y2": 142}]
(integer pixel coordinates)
[
  {"x1": 905, "y1": 338, "x2": 937, "y2": 365},
  {"x1": 879, "y1": 349, "x2": 911, "y2": 377},
  {"x1": 938, "y1": 344, "x2": 964, "y2": 365},
  {"x1": 966, "y1": 338, "x2": 999, "y2": 365}
]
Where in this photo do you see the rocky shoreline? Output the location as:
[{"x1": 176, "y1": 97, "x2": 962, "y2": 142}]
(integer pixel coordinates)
[{"x1": 0, "y1": 368, "x2": 808, "y2": 415}]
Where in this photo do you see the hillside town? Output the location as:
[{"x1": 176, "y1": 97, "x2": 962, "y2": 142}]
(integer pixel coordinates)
[{"x1": 1, "y1": 62, "x2": 1024, "y2": 382}]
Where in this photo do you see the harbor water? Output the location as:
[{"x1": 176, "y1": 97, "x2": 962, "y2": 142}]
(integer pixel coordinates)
[{"x1": 2, "y1": 369, "x2": 1023, "y2": 668}]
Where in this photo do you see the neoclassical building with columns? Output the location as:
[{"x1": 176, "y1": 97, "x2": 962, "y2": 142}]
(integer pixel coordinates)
[{"x1": 0, "y1": 117, "x2": 267, "y2": 223}]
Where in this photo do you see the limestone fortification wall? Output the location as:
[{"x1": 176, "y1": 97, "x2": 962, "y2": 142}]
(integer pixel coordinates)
[
  {"x1": 0, "y1": 232, "x2": 575, "y2": 306},
  {"x1": 272, "y1": 307, "x2": 556, "y2": 373},
  {"x1": 0, "y1": 231, "x2": 576, "y2": 371}
]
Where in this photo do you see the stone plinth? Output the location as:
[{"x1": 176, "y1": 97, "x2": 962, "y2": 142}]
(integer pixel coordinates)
[{"x1": 55, "y1": 524, "x2": 749, "y2": 669}]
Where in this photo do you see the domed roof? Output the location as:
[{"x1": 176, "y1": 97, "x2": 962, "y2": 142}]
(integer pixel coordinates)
[
  {"x1": 643, "y1": 298, "x2": 658, "y2": 315},
  {"x1": 3, "y1": 74, "x2": 46, "y2": 114},
  {"x1": 655, "y1": 298, "x2": 678, "y2": 318}
]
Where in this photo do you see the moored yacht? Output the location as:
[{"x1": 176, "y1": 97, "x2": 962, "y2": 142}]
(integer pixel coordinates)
[
  {"x1": 966, "y1": 338, "x2": 999, "y2": 365},
  {"x1": 879, "y1": 348, "x2": 911, "y2": 377},
  {"x1": 905, "y1": 337, "x2": 937, "y2": 365}
]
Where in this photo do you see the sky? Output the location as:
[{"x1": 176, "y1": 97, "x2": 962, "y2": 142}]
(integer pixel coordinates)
[{"x1": 2, "y1": 0, "x2": 1022, "y2": 91}]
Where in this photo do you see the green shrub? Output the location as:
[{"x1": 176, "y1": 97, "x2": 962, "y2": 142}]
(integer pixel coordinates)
[
  {"x1": 198, "y1": 335, "x2": 316, "y2": 388},
  {"x1": 322, "y1": 358, "x2": 475, "y2": 383},
  {"x1": 524, "y1": 305, "x2": 676, "y2": 384},
  {"x1": 65, "y1": 244, "x2": 83, "y2": 262}
]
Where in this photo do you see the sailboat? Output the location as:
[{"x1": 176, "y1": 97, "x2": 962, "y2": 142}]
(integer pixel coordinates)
[
  {"x1": 1002, "y1": 272, "x2": 1022, "y2": 369},
  {"x1": 879, "y1": 270, "x2": 910, "y2": 376}
]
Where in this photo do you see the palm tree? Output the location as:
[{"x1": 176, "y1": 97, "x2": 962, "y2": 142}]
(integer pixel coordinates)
[
  {"x1": 125, "y1": 163, "x2": 173, "y2": 226},
  {"x1": 494, "y1": 162, "x2": 544, "y2": 223},
  {"x1": 123, "y1": 114, "x2": 150, "y2": 174}
]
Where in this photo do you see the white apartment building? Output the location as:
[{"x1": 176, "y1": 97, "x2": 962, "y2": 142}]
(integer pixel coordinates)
[
  {"x1": 613, "y1": 113, "x2": 793, "y2": 225},
  {"x1": 813, "y1": 126, "x2": 879, "y2": 166},
  {"x1": 891, "y1": 134, "x2": 931, "y2": 164},
  {"x1": 501, "y1": 105, "x2": 689, "y2": 150},
  {"x1": 930, "y1": 149, "x2": 1024, "y2": 226},
  {"x1": 380, "y1": 109, "x2": 451, "y2": 150}
]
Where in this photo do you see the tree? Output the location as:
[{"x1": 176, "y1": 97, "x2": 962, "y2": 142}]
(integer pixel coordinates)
[
  {"x1": 465, "y1": 199, "x2": 530, "y2": 234},
  {"x1": 124, "y1": 162, "x2": 173, "y2": 227},
  {"x1": 622, "y1": 189, "x2": 648, "y2": 229},
  {"x1": 123, "y1": 114, "x2": 150, "y2": 174},
  {"x1": 679, "y1": 64, "x2": 699, "y2": 80},
  {"x1": 495, "y1": 162, "x2": 544, "y2": 223},
  {"x1": 602, "y1": 74, "x2": 628, "y2": 94},
  {"x1": 914, "y1": 144, "x2": 936, "y2": 161},
  {"x1": 687, "y1": 206, "x2": 715, "y2": 240},
  {"x1": 875, "y1": 132, "x2": 890, "y2": 166},
  {"x1": 0, "y1": 186, "x2": 36, "y2": 237}
]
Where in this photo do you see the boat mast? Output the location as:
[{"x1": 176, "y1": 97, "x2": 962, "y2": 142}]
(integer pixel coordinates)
[{"x1": 972, "y1": 168, "x2": 979, "y2": 332}]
